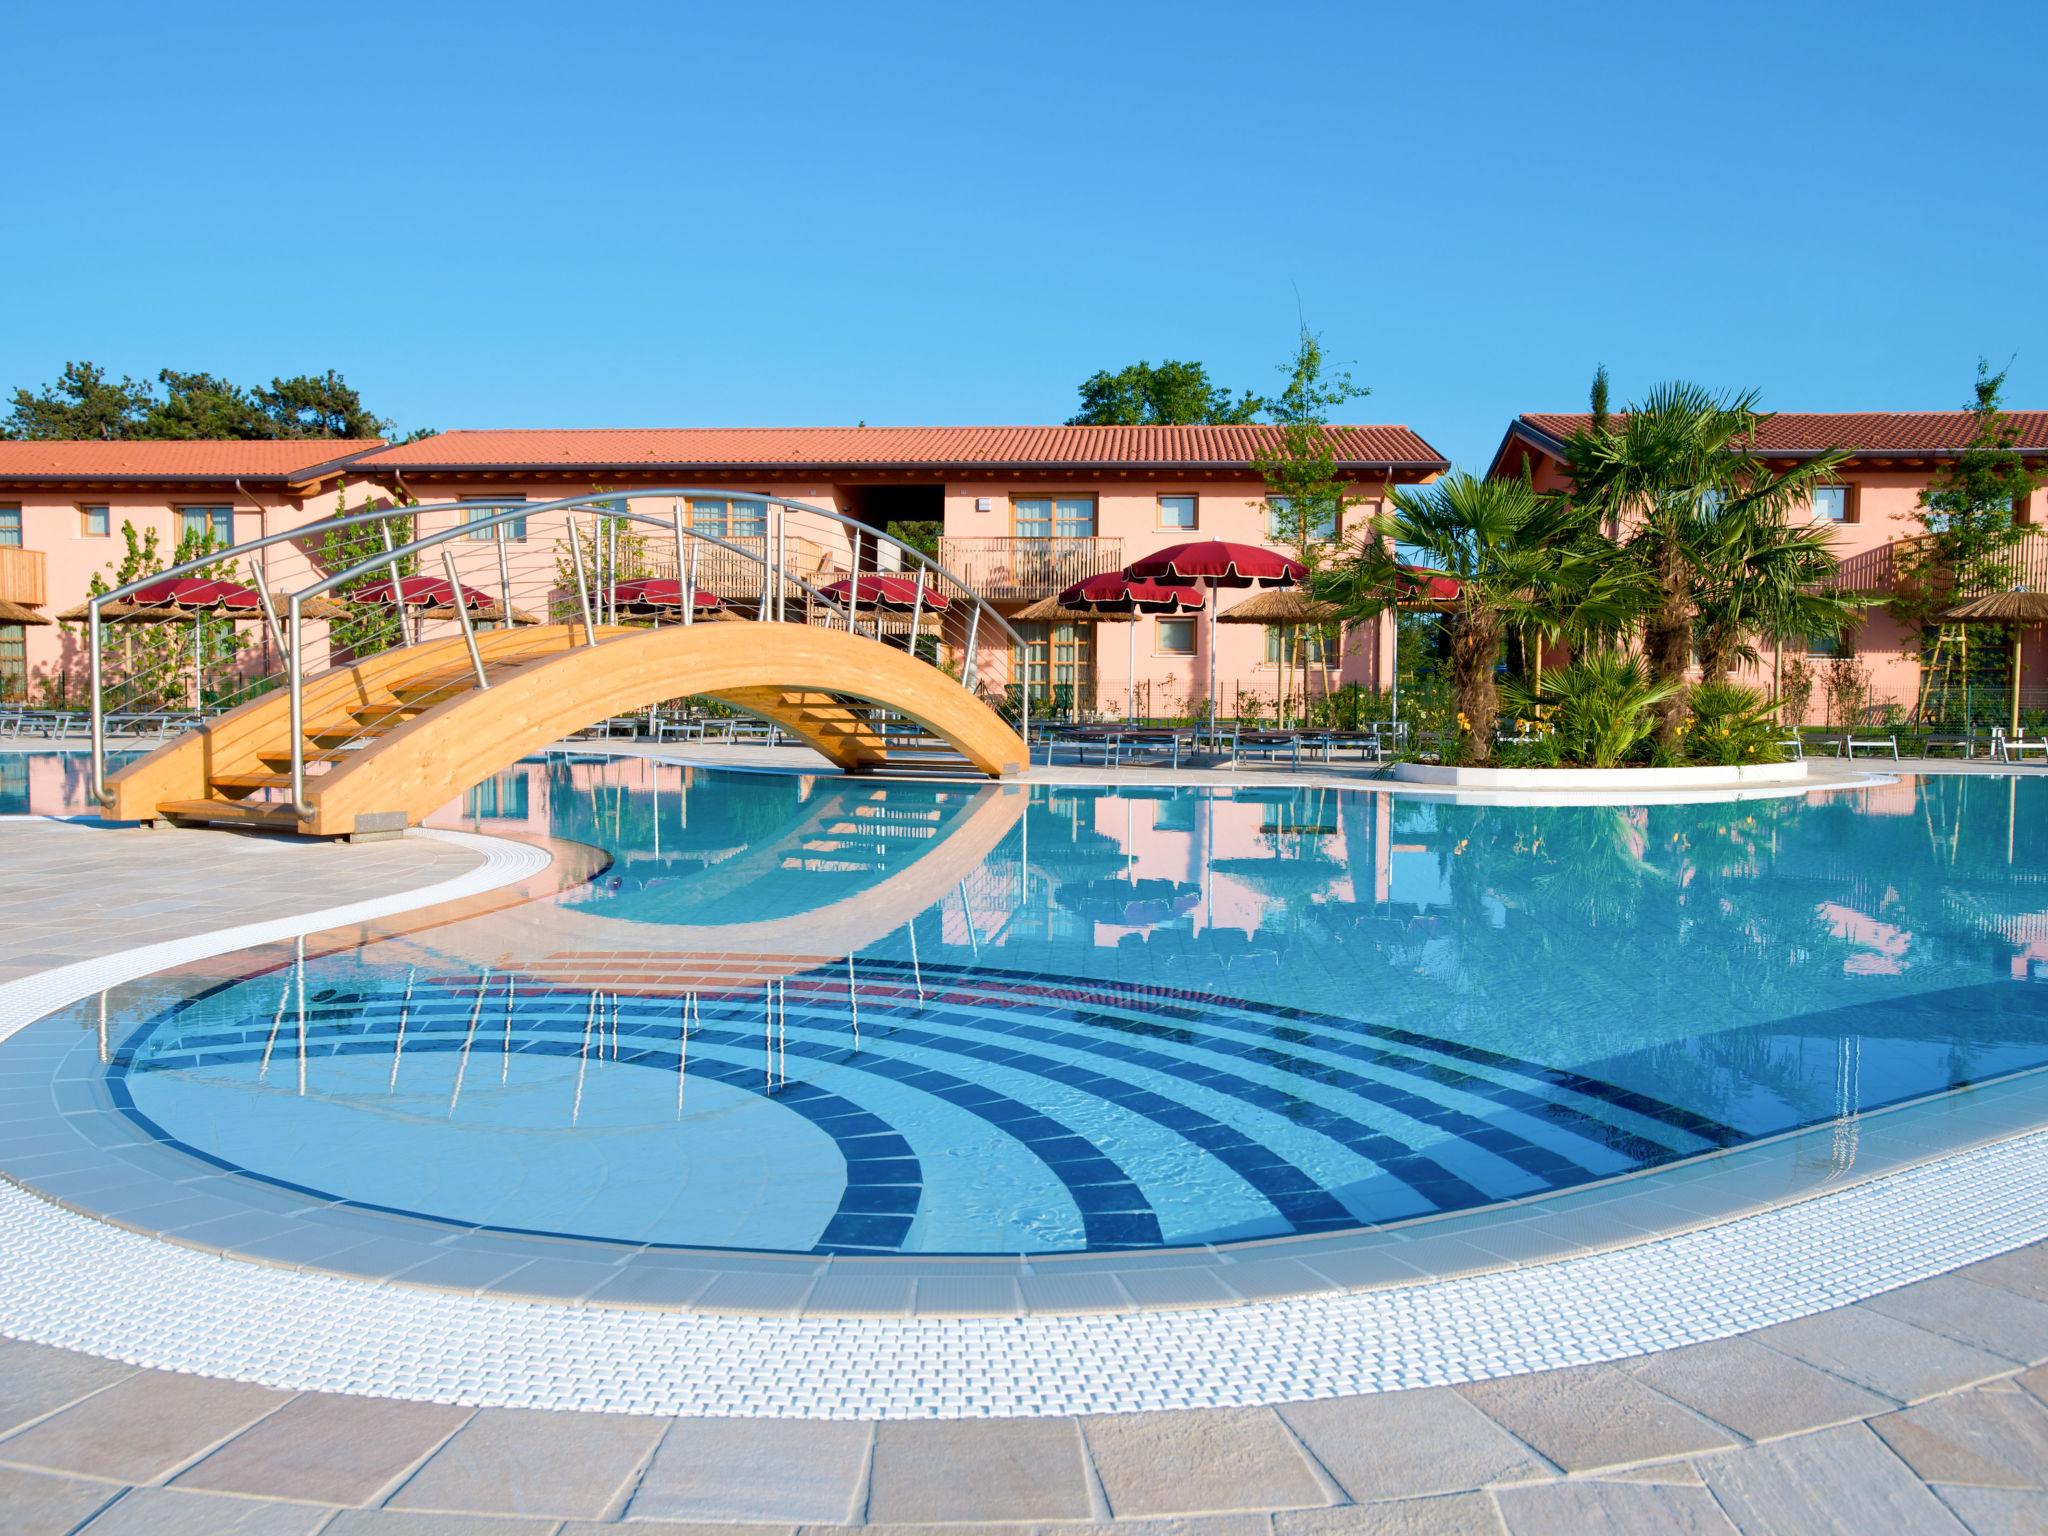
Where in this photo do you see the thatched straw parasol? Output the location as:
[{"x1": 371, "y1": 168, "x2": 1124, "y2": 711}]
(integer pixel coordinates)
[
  {"x1": 0, "y1": 599, "x2": 51, "y2": 626},
  {"x1": 1938, "y1": 588, "x2": 2048, "y2": 733},
  {"x1": 1216, "y1": 589, "x2": 1345, "y2": 728}
]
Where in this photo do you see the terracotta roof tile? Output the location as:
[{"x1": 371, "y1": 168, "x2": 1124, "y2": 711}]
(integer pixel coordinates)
[
  {"x1": 1513, "y1": 411, "x2": 2048, "y2": 458},
  {"x1": 0, "y1": 439, "x2": 386, "y2": 483},
  {"x1": 351, "y1": 424, "x2": 1449, "y2": 474}
]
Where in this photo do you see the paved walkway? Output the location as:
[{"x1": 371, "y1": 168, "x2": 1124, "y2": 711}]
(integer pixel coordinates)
[
  {"x1": 0, "y1": 819, "x2": 484, "y2": 986},
  {"x1": 0, "y1": 1253, "x2": 2042, "y2": 1533}
]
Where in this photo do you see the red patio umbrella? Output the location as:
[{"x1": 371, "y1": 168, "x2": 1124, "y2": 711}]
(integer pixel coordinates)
[
  {"x1": 1124, "y1": 541, "x2": 1307, "y2": 728},
  {"x1": 1395, "y1": 564, "x2": 1461, "y2": 610},
  {"x1": 817, "y1": 574, "x2": 952, "y2": 610},
  {"x1": 609, "y1": 577, "x2": 721, "y2": 620},
  {"x1": 63, "y1": 577, "x2": 347, "y2": 708},
  {"x1": 1057, "y1": 573, "x2": 1205, "y2": 720}
]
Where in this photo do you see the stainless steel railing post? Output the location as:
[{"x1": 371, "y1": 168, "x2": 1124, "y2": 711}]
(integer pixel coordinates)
[
  {"x1": 379, "y1": 518, "x2": 413, "y2": 646},
  {"x1": 250, "y1": 563, "x2": 288, "y2": 665},
  {"x1": 289, "y1": 593, "x2": 309, "y2": 818},
  {"x1": 684, "y1": 539, "x2": 699, "y2": 628},
  {"x1": 495, "y1": 523, "x2": 513, "y2": 631},
  {"x1": 847, "y1": 532, "x2": 862, "y2": 635},
  {"x1": 88, "y1": 599, "x2": 107, "y2": 807},
  {"x1": 444, "y1": 548, "x2": 490, "y2": 692},
  {"x1": 566, "y1": 513, "x2": 598, "y2": 645},
  {"x1": 907, "y1": 568, "x2": 925, "y2": 656}
]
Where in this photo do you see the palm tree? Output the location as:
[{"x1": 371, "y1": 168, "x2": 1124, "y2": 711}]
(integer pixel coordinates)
[
  {"x1": 1692, "y1": 516, "x2": 1864, "y2": 681},
  {"x1": 1564, "y1": 382, "x2": 1852, "y2": 742},
  {"x1": 1316, "y1": 473, "x2": 1641, "y2": 764}
]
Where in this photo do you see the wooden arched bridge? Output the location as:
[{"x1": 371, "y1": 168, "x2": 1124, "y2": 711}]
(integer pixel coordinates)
[{"x1": 90, "y1": 492, "x2": 1029, "y2": 838}]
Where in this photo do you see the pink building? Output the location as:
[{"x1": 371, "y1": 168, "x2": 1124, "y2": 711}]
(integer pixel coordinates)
[
  {"x1": 341, "y1": 424, "x2": 1449, "y2": 719},
  {"x1": 0, "y1": 440, "x2": 384, "y2": 701},
  {"x1": 1488, "y1": 411, "x2": 2048, "y2": 719}
]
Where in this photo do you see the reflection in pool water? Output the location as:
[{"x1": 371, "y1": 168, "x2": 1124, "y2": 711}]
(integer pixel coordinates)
[{"x1": 20, "y1": 753, "x2": 2048, "y2": 1254}]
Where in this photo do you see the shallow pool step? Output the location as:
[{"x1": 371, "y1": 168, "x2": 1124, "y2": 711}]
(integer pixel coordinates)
[{"x1": 154, "y1": 798, "x2": 303, "y2": 830}]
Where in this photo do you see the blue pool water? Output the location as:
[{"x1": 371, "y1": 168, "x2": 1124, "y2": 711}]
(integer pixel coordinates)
[{"x1": 18, "y1": 754, "x2": 2048, "y2": 1254}]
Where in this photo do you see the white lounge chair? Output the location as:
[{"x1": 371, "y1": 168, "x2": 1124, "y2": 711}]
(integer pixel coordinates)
[{"x1": 1990, "y1": 726, "x2": 2048, "y2": 763}]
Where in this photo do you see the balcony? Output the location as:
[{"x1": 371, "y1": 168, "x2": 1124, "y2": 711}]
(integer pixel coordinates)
[
  {"x1": 1830, "y1": 530, "x2": 2048, "y2": 597},
  {"x1": 937, "y1": 537, "x2": 1124, "y2": 603},
  {"x1": 0, "y1": 546, "x2": 46, "y2": 606}
]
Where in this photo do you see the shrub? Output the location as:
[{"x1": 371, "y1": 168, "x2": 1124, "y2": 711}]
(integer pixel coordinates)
[
  {"x1": 1502, "y1": 653, "x2": 1679, "y2": 768},
  {"x1": 1686, "y1": 681, "x2": 1785, "y2": 765},
  {"x1": 1778, "y1": 657, "x2": 1815, "y2": 727}
]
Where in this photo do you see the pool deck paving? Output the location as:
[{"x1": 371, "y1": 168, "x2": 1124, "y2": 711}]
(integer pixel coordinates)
[{"x1": 3, "y1": 755, "x2": 2048, "y2": 1529}]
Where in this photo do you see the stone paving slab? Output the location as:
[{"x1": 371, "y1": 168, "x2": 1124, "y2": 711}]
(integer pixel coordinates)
[
  {"x1": 1696, "y1": 1421, "x2": 1972, "y2": 1534},
  {"x1": 631, "y1": 1417, "x2": 871, "y2": 1525},
  {"x1": 1454, "y1": 1365, "x2": 1736, "y2": 1475},
  {"x1": 171, "y1": 1392, "x2": 474, "y2": 1506},
  {"x1": 1492, "y1": 1480, "x2": 1738, "y2": 1534},
  {"x1": 866, "y1": 1418, "x2": 1095, "y2": 1524},
  {"x1": 0, "y1": 1369, "x2": 289, "y2": 1485},
  {"x1": 383, "y1": 1407, "x2": 666, "y2": 1520},
  {"x1": 1276, "y1": 1389, "x2": 1548, "y2": 1502},
  {"x1": 1080, "y1": 1408, "x2": 1331, "y2": 1519},
  {"x1": 1869, "y1": 1387, "x2": 2048, "y2": 1490}
]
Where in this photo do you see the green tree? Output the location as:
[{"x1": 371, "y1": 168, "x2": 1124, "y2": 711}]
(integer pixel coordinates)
[
  {"x1": 1691, "y1": 514, "x2": 1863, "y2": 681},
  {"x1": 1316, "y1": 473, "x2": 1639, "y2": 764},
  {"x1": 253, "y1": 370, "x2": 391, "y2": 439},
  {"x1": 1890, "y1": 360, "x2": 2043, "y2": 634},
  {"x1": 146, "y1": 371, "x2": 270, "y2": 439},
  {"x1": 3, "y1": 361, "x2": 154, "y2": 439},
  {"x1": 1564, "y1": 380, "x2": 1852, "y2": 745},
  {"x1": 318, "y1": 490, "x2": 415, "y2": 658},
  {"x1": 1250, "y1": 327, "x2": 1374, "y2": 718},
  {"x1": 5, "y1": 361, "x2": 396, "y2": 441},
  {"x1": 1066, "y1": 359, "x2": 1259, "y2": 425},
  {"x1": 78, "y1": 521, "x2": 252, "y2": 710}
]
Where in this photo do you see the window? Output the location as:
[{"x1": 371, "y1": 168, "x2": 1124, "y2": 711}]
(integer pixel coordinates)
[
  {"x1": 690, "y1": 498, "x2": 767, "y2": 539},
  {"x1": 0, "y1": 624, "x2": 22, "y2": 700},
  {"x1": 463, "y1": 772, "x2": 531, "y2": 820},
  {"x1": 1266, "y1": 496, "x2": 1336, "y2": 543},
  {"x1": 1812, "y1": 485, "x2": 1849, "y2": 523},
  {"x1": 1265, "y1": 625, "x2": 1338, "y2": 665},
  {"x1": 178, "y1": 506, "x2": 233, "y2": 548},
  {"x1": 462, "y1": 497, "x2": 528, "y2": 541},
  {"x1": 0, "y1": 507, "x2": 19, "y2": 547},
  {"x1": 1157, "y1": 617, "x2": 1196, "y2": 656},
  {"x1": 1805, "y1": 632, "x2": 1846, "y2": 658},
  {"x1": 1019, "y1": 621, "x2": 1093, "y2": 710},
  {"x1": 1013, "y1": 497, "x2": 1096, "y2": 538},
  {"x1": 79, "y1": 505, "x2": 109, "y2": 538},
  {"x1": 1158, "y1": 494, "x2": 1196, "y2": 530}
]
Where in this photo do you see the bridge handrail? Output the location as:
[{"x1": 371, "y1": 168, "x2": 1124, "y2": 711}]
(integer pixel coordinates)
[
  {"x1": 87, "y1": 497, "x2": 534, "y2": 806},
  {"x1": 283, "y1": 490, "x2": 1026, "y2": 816}
]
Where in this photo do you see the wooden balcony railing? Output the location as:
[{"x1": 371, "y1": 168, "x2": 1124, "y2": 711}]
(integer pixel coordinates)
[
  {"x1": 937, "y1": 536, "x2": 1124, "y2": 602},
  {"x1": 0, "y1": 546, "x2": 46, "y2": 606},
  {"x1": 1829, "y1": 530, "x2": 2048, "y2": 597}
]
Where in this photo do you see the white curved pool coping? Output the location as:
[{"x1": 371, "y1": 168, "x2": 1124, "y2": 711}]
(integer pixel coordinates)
[
  {"x1": 0, "y1": 1121, "x2": 2040, "y2": 1418},
  {"x1": 0, "y1": 797, "x2": 2042, "y2": 1419}
]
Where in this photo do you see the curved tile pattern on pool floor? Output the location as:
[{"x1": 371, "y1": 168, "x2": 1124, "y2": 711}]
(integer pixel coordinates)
[{"x1": 93, "y1": 956, "x2": 1744, "y2": 1257}]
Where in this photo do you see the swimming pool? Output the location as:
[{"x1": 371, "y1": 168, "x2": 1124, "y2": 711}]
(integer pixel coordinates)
[{"x1": 11, "y1": 753, "x2": 2048, "y2": 1256}]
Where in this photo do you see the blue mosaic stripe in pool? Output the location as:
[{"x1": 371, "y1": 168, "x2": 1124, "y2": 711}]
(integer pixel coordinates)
[
  {"x1": 861, "y1": 959, "x2": 1745, "y2": 1150},
  {"x1": 101, "y1": 953, "x2": 1755, "y2": 1255},
  {"x1": 109, "y1": 992, "x2": 927, "y2": 1255}
]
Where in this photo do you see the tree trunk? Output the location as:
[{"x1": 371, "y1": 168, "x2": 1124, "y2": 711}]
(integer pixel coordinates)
[
  {"x1": 1646, "y1": 550, "x2": 1692, "y2": 746},
  {"x1": 1699, "y1": 623, "x2": 1740, "y2": 684},
  {"x1": 1450, "y1": 609, "x2": 1503, "y2": 765}
]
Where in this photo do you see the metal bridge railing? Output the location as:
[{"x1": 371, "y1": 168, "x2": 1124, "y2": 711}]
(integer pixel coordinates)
[{"x1": 89, "y1": 489, "x2": 1028, "y2": 814}]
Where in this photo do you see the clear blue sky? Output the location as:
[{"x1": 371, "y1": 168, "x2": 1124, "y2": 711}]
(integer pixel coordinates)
[{"x1": 5, "y1": 0, "x2": 2044, "y2": 470}]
